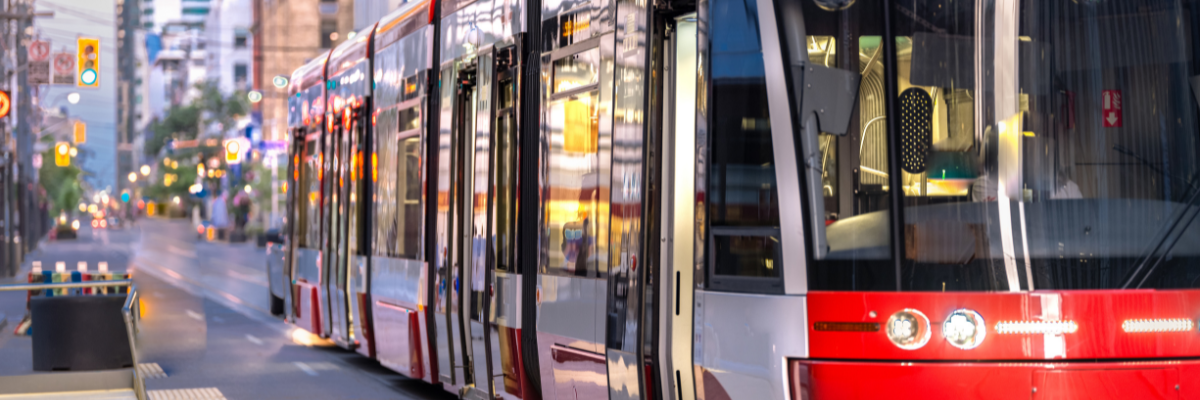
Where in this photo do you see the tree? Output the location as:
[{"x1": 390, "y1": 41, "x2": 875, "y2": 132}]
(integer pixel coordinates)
[
  {"x1": 196, "y1": 80, "x2": 249, "y2": 137},
  {"x1": 144, "y1": 80, "x2": 249, "y2": 156},
  {"x1": 38, "y1": 136, "x2": 87, "y2": 216},
  {"x1": 145, "y1": 105, "x2": 201, "y2": 155}
]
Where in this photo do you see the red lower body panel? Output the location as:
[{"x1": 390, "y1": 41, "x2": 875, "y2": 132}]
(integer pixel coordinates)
[
  {"x1": 793, "y1": 359, "x2": 1198, "y2": 399},
  {"x1": 294, "y1": 281, "x2": 322, "y2": 336},
  {"x1": 355, "y1": 292, "x2": 375, "y2": 359},
  {"x1": 537, "y1": 332, "x2": 607, "y2": 400},
  {"x1": 498, "y1": 327, "x2": 540, "y2": 400}
]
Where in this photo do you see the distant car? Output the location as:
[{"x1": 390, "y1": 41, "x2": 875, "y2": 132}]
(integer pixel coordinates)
[{"x1": 54, "y1": 221, "x2": 79, "y2": 240}]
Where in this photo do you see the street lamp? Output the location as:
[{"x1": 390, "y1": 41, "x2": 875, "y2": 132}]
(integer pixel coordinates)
[
  {"x1": 128, "y1": 172, "x2": 137, "y2": 182},
  {"x1": 140, "y1": 164, "x2": 150, "y2": 176}
]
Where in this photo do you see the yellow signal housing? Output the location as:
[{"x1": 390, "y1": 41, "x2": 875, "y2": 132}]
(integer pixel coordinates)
[
  {"x1": 73, "y1": 121, "x2": 86, "y2": 144},
  {"x1": 225, "y1": 139, "x2": 243, "y2": 164},
  {"x1": 54, "y1": 142, "x2": 70, "y2": 167},
  {"x1": 77, "y1": 37, "x2": 99, "y2": 88}
]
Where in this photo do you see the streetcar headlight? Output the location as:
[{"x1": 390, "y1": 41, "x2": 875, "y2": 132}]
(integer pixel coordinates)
[
  {"x1": 885, "y1": 309, "x2": 931, "y2": 350},
  {"x1": 943, "y1": 309, "x2": 986, "y2": 350}
]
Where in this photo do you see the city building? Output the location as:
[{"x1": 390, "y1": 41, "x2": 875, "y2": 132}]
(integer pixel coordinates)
[
  {"x1": 118, "y1": 0, "x2": 146, "y2": 199},
  {"x1": 204, "y1": 0, "x2": 253, "y2": 95},
  {"x1": 254, "y1": 0, "x2": 352, "y2": 143},
  {"x1": 142, "y1": 0, "x2": 212, "y2": 32}
]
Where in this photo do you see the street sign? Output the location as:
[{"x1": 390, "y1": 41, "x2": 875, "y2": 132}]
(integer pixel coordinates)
[
  {"x1": 1103, "y1": 90, "x2": 1122, "y2": 128},
  {"x1": 0, "y1": 91, "x2": 11, "y2": 119},
  {"x1": 28, "y1": 40, "x2": 49, "y2": 61},
  {"x1": 28, "y1": 40, "x2": 50, "y2": 85},
  {"x1": 52, "y1": 51, "x2": 75, "y2": 85}
]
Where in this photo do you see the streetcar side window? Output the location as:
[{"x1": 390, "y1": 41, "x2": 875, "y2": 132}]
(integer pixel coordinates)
[
  {"x1": 704, "y1": 0, "x2": 783, "y2": 293},
  {"x1": 373, "y1": 103, "x2": 423, "y2": 259},
  {"x1": 299, "y1": 137, "x2": 321, "y2": 249},
  {"x1": 542, "y1": 47, "x2": 603, "y2": 278}
]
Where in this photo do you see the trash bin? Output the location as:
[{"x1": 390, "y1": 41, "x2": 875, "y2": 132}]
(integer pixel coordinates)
[{"x1": 30, "y1": 295, "x2": 132, "y2": 371}]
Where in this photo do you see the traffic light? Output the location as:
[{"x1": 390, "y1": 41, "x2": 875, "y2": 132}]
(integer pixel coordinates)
[
  {"x1": 73, "y1": 121, "x2": 86, "y2": 144},
  {"x1": 120, "y1": 190, "x2": 130, "y2": 203},
  {"x1": 77, "y1": 37, "x2": 99, "y2": 88},
  {"x1": 225, "y1": 139, "x2": 242, "y2": 164},
  {"x1": 54, "y1": 142, "x2": 70, "y2": 167}
]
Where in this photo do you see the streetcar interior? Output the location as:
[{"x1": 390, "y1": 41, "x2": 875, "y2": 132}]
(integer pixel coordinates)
[{"x1": 799, "y1": 0, "x2": 1200, "y2": 291}]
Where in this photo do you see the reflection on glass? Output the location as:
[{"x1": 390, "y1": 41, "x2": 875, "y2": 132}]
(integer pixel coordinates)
[
  {"x1": 301, "y1": 138, "x2": 321, "y2": 248},
  {"x1": 373, "y1": 103, "x2": 423, "y2": 259},
  {"x1": 492, "y1": 78, "x2": 517, "y2": 272},
  {"x1": 543, "y1": 91, "x2": 600, "y2": 277},
  {"x1": 713, "y1": 235, "x2": 780, "y2": 278},
  {"x1": 553, "y1": 49, "x2": 600, "y2": 93}
]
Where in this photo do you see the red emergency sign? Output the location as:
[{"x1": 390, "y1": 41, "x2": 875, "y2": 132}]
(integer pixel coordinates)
[{"x1": 1103, "y1": 90, "x2": 1122, "y2": 128}]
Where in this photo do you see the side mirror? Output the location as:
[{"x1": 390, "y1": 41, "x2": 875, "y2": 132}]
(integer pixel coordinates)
[{"x1": 795, "y1": 62, "x2": 859, "y2": 259}]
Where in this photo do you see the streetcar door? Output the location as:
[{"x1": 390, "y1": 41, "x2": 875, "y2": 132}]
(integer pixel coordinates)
[
  {"x1": 463, "y1": 49, "x2": 495, "y2": 399},
  {"x1": 322, "y1": 116, "x2": 342, "y2": 339},
  {"x1": 484, "y1": 45, "x2": 522, "y2": 399},
  {"x1": 435, "y1": 61, "x2": 479, "y2": 390},
  {"x1": 655, "y1": 14, "x2": 698, "y2": 400},
  {"x1": 328, "y1": 104, "x2": 362, "y2": 348}
]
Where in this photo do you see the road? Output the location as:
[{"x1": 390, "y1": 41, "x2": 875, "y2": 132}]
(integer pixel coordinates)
[{"x1": 0, "y1": 219, "x2": 456, "y2": 400}]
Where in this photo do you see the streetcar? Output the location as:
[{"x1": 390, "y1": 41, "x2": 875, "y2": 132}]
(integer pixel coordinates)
[{"x1": 269, "y1": 0, "x2": 1200, "y2": 398}]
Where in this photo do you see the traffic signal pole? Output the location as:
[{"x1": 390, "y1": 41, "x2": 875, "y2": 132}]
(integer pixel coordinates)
[
  {"x1": 0, "y1": 3, "x2": 54, "y2": 277},
  {"x1": 16, "y1": 0, "x2": 31, "y2": 264}
]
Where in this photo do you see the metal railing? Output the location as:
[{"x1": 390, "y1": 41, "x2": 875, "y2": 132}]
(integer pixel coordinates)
[{"x1": 0, "y1": 280, "x2": 145, "y2": 400}]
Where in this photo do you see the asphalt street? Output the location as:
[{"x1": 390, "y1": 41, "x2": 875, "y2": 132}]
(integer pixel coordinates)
[{"x1": 0, "y1": 218, "x2": 457, "y2": 400}]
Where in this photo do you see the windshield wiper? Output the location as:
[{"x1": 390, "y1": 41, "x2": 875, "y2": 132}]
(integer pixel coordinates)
[{"x1": 1118, "y1": 145, "x2": 1200, "y2": 289}]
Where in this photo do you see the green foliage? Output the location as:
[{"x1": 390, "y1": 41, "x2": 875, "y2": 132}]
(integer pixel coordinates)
[
  {"x1": 196, "y1": 80, "x2": 250, "y2": 135},
  {"x1": 144, "y1": 80, "x2": 250, "y2": 156},
  {"x1": 146, "y1": 104, "x2": 200, "y2": 155},
  {"x1": 143, "y1": 157, "x2": 200, "y2": 204},
  {"x1": 38, "y1": 143, "x2": 84, "y2": 216}
]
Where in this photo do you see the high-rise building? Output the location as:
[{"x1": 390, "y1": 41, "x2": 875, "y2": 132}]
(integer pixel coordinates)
[
  {"x1": 118, "y1": 0, "x2": 146, "y2": 196},
  {"x1": 255, "y1": 0, "x2": 352, "y2": 143},
  {"x1": 143, "y1": 0, "x2": 212, "y2": 32},
  {"x1": 205, "y1": 0, "x2": 253, "y2": 96}
]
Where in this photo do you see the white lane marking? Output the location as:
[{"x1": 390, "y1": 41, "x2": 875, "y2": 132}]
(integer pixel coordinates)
[
  {"x1": 137, "y1": 362, "x2": 168, "y2": 379},
  {"x1": 293, "y1": 361, "x2": 319, "y2": 376},
  {"x1": 168, "y1": 245, "x2": 197, "y2": 258},
  {"x1": 245, "y1": 334, "x2": 263, "y2": 345},
  {"x1": 226, "y1": 269, "x2": 269, "y2": 287},
  {"x1": 148, "y1": 387, "x2": 227, "y2": 400},
  {"x1": 185, "y1": 309, "x2": 204, "y2": 321}
]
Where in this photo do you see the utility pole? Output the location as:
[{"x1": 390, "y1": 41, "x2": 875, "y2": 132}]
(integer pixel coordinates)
[
  {"x1": 16, "y1": 0, "x2": 31, "y2": 263},
  {"x1": 0, "y1": 1, "x2": 53, "y2": 277}
]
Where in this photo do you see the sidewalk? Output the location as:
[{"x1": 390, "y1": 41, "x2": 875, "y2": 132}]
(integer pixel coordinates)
[{"x1": 0, "y1": 224, "x2": 138, "y2": 377}]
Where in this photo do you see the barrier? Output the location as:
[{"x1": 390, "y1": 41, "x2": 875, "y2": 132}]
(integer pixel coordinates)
[
  {"x1": 0, "y1": 280, "x2": 144, "y2": 400},
  {"x1": 17, "y1": 261, "x2": 132, "y2": 336}
]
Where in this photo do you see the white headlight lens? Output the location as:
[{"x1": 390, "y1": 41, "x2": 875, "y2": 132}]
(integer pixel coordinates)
[
  {"x1": 886, "y1": 309, "x2": 931, "y2": 350},
  {"x1": 943, "y1": 309, "x2": 986, "y2": 350}
]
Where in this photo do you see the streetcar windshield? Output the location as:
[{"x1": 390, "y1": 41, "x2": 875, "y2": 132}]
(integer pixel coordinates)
[{"x1": 799, "y1": 0, "x2": 1200, "y2": 291}]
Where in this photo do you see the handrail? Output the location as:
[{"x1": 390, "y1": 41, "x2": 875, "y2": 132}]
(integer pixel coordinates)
[
  {"x1": 122, "y1": 285, "x2": 145, "y2": 400},
  {"x1": 0, "y1": 280, "x2": 132, "y2": 292},
  {"x1": 0, "y1": 279, "x2": 145, "y2": 400}
]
